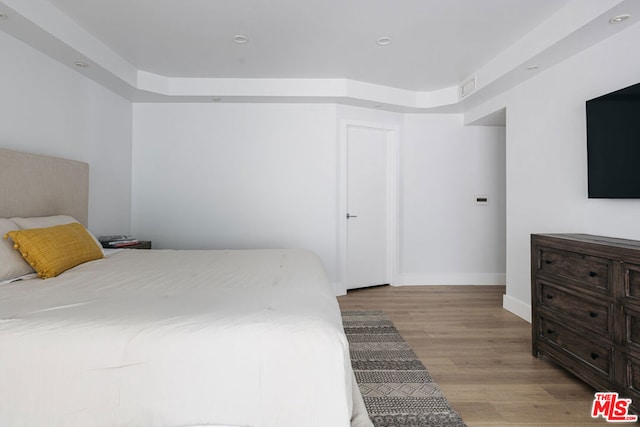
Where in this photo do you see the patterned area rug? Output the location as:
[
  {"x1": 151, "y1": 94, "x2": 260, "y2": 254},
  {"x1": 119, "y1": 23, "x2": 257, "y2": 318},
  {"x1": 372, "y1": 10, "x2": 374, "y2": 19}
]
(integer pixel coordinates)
[{"x1": 342, "y1": 310, "x2": 467, "y2": 427}]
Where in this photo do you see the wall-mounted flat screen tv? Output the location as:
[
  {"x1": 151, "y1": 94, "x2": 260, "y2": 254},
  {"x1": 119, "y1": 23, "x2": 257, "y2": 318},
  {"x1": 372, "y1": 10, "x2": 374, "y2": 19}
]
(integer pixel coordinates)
[{"x1": 586, "y1": 81, "x2": 640, "y2": 198}]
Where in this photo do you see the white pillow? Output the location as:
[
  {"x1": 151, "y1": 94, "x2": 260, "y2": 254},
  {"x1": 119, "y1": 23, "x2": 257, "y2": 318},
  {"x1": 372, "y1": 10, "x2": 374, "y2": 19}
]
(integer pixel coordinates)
[
  {"x1": 0, "y1": 218, "x2": 35, "y2": 283},
  {"x1": 11, "y1": 215, "x2": 104, "y2": 254},
  {"x1": 11, "y1": 215, "x2": 81, "y2": 229}
]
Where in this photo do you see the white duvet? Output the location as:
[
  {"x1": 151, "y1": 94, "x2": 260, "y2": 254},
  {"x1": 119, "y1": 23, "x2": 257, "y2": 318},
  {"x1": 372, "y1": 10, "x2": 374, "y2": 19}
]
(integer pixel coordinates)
[{"x1": 0, "y1": 249, "x2": 367, "y2": 427}]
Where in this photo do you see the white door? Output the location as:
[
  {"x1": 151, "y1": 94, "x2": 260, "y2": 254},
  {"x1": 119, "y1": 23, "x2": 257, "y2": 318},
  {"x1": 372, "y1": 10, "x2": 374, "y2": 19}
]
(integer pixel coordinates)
[{"x1": 346, "y1": 125, "x2": 392, "y2": 290}]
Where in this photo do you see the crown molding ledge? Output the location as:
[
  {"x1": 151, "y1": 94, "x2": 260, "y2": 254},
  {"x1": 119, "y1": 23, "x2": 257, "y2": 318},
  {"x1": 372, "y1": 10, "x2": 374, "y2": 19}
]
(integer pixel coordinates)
[{"x1": 0, "y1": 0, "x2": 637, "y2": 113}]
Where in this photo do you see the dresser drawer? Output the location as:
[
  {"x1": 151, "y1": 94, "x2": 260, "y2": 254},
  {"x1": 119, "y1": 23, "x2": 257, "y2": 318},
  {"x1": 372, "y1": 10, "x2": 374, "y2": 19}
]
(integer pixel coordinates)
[
  {"x1": 623, "y1": 307, "x2": 640, "y2": 351},
  {"x1": 538, "y1": 316, "x2": 612, "y2": 376},
  {"x1": 624, "y1": 263, "x2": 640, "y2": 301},
  {"x1": 538, "y1": 281, "x2": 611, "y2": 336},
  {"x1": 622, "y1": 352, "x2": 640, "y2": 408},
  {"x1": 536, "y1": 247, "x2": 610, "y2": 294}
]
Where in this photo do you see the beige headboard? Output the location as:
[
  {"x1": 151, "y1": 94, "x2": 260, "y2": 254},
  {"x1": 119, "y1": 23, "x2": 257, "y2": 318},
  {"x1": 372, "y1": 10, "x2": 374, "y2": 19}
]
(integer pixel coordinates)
[{"x1": 0, "y1": 148, "x2": 89, "y2": 226}]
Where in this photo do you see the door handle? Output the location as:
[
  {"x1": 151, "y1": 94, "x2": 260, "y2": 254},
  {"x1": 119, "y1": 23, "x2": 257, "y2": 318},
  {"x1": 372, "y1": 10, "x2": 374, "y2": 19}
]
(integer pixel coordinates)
[{"x1": 346, "y1": 213, "x2": 358, "y2": 219}]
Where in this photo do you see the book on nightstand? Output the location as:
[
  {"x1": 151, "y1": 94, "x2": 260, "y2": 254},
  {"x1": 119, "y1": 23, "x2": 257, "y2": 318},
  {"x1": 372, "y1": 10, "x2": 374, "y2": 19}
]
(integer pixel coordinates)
[{"x1": 98, "y1": 235, "x2": 140, "y2": 248}]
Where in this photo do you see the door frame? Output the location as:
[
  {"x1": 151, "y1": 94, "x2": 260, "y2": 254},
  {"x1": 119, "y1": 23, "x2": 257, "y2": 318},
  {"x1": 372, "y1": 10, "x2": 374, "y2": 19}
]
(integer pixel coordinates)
[{"x1": 336, "y1": 120, "x2": 400, "y2": 295}]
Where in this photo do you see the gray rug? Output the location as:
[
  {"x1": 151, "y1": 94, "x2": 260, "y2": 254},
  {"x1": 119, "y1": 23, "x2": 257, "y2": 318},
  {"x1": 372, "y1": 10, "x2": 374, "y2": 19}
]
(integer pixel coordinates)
[{"x1": 342, "y1": 310, "x2": 467, "y2": 427}]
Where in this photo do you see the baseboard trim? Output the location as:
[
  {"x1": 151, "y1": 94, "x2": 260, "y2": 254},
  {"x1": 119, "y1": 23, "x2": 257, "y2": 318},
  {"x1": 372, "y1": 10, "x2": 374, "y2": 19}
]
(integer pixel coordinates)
[
  {"x1": 503, "y1": 294, "x2": 531, "y2": 322},
  {"x1": 398, "y1": 273, "x2": 506, "y2": 286}
]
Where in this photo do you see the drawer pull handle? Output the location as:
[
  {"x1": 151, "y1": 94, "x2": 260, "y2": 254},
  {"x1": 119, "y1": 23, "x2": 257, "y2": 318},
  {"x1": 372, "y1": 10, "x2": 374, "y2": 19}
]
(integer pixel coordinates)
[
  {"x1": 591, "y1": 352, "x2": 599, "y2": 360},
  {"x1": 588, "y1": 271, "x2": 598, "y2": 277},
  {"x1": 544, "y1": 260, "x2": 553, "y2": 265},
  {"x1": 590, "y1": 311, "x2": 598, "y2": 318},
  {"x1": 547, "y1": 329, "x2": 555, "y2": 335},
  {"x1": 546, "y1": 294, "x2": 554, "y2": 299}
]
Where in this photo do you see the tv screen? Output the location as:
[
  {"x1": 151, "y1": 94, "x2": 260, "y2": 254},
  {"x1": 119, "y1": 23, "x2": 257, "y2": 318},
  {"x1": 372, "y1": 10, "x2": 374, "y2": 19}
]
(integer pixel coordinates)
[{"x1": 586, "y1": 82, "x2": 640, "y2": 198}]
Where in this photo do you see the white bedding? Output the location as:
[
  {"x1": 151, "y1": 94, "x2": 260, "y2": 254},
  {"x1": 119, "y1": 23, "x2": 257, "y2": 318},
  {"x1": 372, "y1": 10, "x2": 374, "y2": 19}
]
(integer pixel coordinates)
[{"x1": 0, "y1": 249, "x2": 367, "y2": 427}]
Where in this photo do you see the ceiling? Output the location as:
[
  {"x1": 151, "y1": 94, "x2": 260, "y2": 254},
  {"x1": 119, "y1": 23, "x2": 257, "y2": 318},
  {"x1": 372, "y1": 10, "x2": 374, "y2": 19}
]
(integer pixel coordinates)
[
  {"x1": 45, "y1": 0, "x2": 570, "y2": 92},
  {"x1": 0, "y1": 0, "x2": 638, "y2": 115}
]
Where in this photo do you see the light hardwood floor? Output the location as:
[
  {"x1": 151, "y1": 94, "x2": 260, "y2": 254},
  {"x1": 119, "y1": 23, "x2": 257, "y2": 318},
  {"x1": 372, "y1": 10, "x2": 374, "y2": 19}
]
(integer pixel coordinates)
[{"x1": 338, "y1": 285, "x2": 610, "y2": 426}]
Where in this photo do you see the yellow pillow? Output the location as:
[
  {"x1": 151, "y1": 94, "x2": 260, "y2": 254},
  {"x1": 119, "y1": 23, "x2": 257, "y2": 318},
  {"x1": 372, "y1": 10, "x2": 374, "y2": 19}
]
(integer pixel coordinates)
[{"x1": 4, "y1": 222, "x2": 104, "y2": 279}]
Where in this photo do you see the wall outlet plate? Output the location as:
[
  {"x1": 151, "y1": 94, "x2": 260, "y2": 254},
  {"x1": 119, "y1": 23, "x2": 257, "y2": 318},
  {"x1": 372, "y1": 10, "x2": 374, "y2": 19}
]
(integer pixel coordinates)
[{"x1": 475, "y1": 195, "x2": 489, "y2": 205}]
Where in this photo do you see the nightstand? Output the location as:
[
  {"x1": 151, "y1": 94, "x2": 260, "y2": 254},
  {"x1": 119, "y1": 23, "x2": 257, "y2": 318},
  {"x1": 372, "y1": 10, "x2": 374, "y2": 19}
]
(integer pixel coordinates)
[
  {"x1": 101, "y1": 241, "x2": 152, "y2": 249},
  {"x1": 123, "y1": 241, "x2": 152, "y2": 249}
]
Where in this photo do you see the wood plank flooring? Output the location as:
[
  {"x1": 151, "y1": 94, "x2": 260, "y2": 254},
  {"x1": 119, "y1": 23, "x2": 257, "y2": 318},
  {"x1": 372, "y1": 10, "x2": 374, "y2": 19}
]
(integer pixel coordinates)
[{"x1": 338, "y1": 285, "x2": 610, "y2": 426}]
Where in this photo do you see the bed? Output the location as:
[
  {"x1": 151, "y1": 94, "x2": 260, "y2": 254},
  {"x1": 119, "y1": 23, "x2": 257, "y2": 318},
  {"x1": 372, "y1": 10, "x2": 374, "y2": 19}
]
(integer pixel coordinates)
[{"x1": 0, "y1": 148, "x2": 371, "y2": 427}]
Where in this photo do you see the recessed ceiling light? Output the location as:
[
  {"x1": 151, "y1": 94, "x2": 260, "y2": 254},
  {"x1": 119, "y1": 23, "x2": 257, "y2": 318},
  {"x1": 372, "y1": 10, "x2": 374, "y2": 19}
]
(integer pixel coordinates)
[
  {"x1": 609, "y1": 14, "x2": 631, "y2": 24},
  {"x1": 233, "y1": 35, "x2": 249, "y2": 44},
  {"x1": 0, "y1": 12, "x2": 7, "y2": 20},
  {"x1": 73, "y1": 61, "x2": 89, "y2": 68},
  {"x1": 376, "y1": 37, "x2": 392, "y2": 46}
]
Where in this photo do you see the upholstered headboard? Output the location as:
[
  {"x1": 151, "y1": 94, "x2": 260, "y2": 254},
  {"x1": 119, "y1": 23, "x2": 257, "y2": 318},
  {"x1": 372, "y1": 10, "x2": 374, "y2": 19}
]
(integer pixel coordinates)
[{"x1": 0, "y1": 148, "x2": 89, "y2": 226}]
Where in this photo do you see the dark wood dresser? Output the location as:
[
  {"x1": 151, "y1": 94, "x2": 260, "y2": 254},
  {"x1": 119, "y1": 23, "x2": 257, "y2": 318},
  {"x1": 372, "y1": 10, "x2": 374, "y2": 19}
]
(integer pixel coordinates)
[{"x1": 531, "y1": 233, "x2": 640, "y2": 411}]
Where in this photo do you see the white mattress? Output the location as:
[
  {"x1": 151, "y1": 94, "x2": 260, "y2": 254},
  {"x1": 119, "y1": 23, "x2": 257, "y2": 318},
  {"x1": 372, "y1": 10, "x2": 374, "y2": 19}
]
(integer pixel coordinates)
[{"x1": 0, "y1": 249, "x2": 367, "y2": 427}]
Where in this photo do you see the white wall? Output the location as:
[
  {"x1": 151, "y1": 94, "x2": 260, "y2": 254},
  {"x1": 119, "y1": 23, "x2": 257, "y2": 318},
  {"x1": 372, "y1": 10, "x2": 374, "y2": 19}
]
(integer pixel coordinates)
[
  {"x1": 402, "y1": 114, "x2": 506, "y2": 285},
  {"x1": 0, "y1": 31, "x2": 132, "y2": 236},
  {"x1": 475, "y1": 22, "x2": 640, "y2": 320},
  {"x1": 131, "y1": 103, "x2": 340, "y2": 279},
  {"x1": 132, "y1": 103, "x2": 507, "y2": 288}
]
